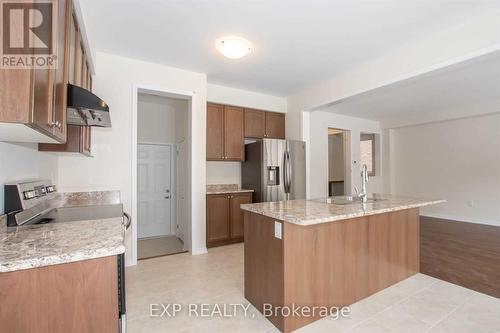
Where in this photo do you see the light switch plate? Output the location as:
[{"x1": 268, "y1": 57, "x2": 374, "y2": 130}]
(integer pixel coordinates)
[{"x1": 274, "y1": 221, "x2": 282, "y2": 239}]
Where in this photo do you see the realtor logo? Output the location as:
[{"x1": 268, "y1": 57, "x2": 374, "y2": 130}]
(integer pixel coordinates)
[{"x1": 1, "y1": 0, "x2": 57, "y2": 68}]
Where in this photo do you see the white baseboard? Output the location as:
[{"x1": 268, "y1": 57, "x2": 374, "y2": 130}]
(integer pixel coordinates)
[
  {"x1": 420, "y1": 213, "x2": 499, "y2": 227},
  {"x1": 191, "y1": 247, "x2": 208, "y2": 255}
]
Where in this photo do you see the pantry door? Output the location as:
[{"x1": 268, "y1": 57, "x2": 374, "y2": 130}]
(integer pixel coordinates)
[{"x1": 137, "y1": 144, "x2": 172, "y2": 238}]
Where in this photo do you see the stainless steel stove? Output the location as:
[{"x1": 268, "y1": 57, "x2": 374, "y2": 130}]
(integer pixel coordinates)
[
  {"x1": 4, "y1": 179, "x2": 58, "y2": 226},
  {"x1": 4, "y1": 180, "x2": 129, "y2": 229}
]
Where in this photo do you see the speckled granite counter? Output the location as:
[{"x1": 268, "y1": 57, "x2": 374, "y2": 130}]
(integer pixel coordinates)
[
  {"x1": 206, "y1": 184, "x2": 254, "y2": 195},
  {"x1": 240, "y1": 193, "x2": 445, "y2": 226},
  {"x1": 0, "y1": 218, "x2": 125, "y2": 272},
  {"x1": 0, "y1": 191, "x2": 125, "y2": 273}
]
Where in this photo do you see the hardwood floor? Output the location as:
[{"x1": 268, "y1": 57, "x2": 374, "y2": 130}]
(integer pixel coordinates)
[{"x1": 420, "y1": 216, "x2": 500, "y2": 299}]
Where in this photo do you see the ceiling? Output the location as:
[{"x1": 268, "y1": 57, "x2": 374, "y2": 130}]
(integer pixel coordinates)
[
  {"x1": 81, "y1": 0, "x2": 498, "y2": 96},
  {"x1": 317, "y1": 52, "x2": 500, "y2": 128}
]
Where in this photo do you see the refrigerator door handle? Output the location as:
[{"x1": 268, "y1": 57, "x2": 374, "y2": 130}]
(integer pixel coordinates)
[{"x1": 283, "y1": 150, "x2": 292, "y2": 198}]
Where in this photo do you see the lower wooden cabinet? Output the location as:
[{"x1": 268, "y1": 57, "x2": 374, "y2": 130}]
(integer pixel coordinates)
[
  {"x1": 206, "y1": 192, "x2": 252, "y2": 247},
  {"x1": 0, "y1": 256, "x2": 118, "y2": 333}
]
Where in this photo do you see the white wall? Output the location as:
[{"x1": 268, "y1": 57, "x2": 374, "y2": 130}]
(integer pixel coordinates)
[
  {"x1": 0, "y1": 143, "x2": 58, "y2": 214},
  {"x1": 286, "y1": 10, "x2": 500, "y2": 140},
  {"x1": 57, "y1": 52, "x2": 207, "y2": 265},
  {"x1": 207, "y1": 84, "x2": 287, "y2": 113},
  {"x1": 387, "y1": 113, "x2": 500, "y2": 226},
  {"x1": 307, "y1": 111, "x2": 383, "y2": 199},
  {"x1": 137, "y1": 94, "x2": 188, "y2": 144},
  {"x1": 206, "y1": 162, "x2": 241, "y2": 186},
  {"x1": 206, "y1": 83, "x2": 287, "y2": 186}
]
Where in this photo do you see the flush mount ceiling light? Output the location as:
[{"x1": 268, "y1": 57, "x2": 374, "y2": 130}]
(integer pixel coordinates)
[{"x1": 215, "y1": 36, "x2": 252, "y2": 59}]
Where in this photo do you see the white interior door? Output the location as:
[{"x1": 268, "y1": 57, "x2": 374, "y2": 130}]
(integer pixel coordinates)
[{"x1": 137, "y1": 144, "x2": 172, "y2": 239}]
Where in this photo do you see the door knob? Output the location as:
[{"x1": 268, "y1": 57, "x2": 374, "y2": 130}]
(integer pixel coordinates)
[{"x1": 165, "y1": 195, "x2": 170, "y2": 199}]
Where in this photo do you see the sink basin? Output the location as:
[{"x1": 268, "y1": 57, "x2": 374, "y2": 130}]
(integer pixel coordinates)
[{"x1": 315, "y1": 196, "x2": 384, "y2": 205}]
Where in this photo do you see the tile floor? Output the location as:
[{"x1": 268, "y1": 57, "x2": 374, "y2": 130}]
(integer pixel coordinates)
[
  {"x1": 137, "y1": 235, "x2": 186, "y2": 260},
  {"x1": 126, "y1": 243, "x2": 500, "y2": 333}
]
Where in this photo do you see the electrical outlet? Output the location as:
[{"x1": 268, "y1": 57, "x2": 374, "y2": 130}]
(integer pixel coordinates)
[
  {"x1": 467, "y1": 200, "x2": 474, "y2": 208},
  {"x1": 274, "y1": 221, "x2": 282, "y2": 239}
]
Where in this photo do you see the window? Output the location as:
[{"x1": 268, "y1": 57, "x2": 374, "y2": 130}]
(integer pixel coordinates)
[{"x1": 360, "y1": 133, "x2": 376, "y2": 176}]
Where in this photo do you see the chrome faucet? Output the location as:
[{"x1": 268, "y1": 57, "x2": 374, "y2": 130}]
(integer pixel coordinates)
[{"x1": 358, "y1": 164, "x2": 369, "y2": 203}]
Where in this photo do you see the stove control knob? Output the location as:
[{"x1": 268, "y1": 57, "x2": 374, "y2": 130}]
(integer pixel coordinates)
[
  {"x1": 46, "y1": 185, "x2": 56, "y2": 193},
  {"x1": 23, "y1": 190, "x2": 36, "y2": 200}
]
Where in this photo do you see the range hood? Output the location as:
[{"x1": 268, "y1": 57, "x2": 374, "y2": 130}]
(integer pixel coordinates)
[{"x1": 66, "y1": 84, "x2": 111, "y2": 127}]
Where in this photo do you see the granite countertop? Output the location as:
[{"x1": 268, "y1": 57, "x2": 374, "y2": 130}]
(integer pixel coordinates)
[
  {"x1": 206, "y1": 184, "x2": 254, "y2": 195},
  {"x1": 240, "y1": 193, "x2": 445, "y2": 226},
  {"x1": 0, "y1": 191, "x2": 125, "y2": 273}
]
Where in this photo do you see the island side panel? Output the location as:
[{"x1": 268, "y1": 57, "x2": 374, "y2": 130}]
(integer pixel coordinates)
[
  {"x1": 244, "y1": 211, "x2": 285, "y2": 331},
  {"x1": 282, "y1": 208, "x2": 420, "y2": 333}
]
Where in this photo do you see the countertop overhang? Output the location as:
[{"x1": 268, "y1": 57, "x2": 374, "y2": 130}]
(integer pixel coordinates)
[{"x1": 240, "y1": 193, "x2": 446, "y2": 226}]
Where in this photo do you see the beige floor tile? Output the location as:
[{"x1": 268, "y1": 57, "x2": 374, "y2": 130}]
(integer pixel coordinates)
[
  {"x1": 126, "y1": 242, "x2": 494, "y2": 333},
  {"x1": 397, "y1": 280, "x2": 475, "y2": 326},
  {"x1": 361, "y1": 306, "x2": 431, "y2": 333},
  {"x1": 429, "y1": 293, "x2": 500, "y2": 333}
]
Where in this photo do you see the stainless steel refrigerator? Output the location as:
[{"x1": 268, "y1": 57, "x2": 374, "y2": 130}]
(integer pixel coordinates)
[{"x1": 242, "y1": 139, "x2": 306, "y2": 202}]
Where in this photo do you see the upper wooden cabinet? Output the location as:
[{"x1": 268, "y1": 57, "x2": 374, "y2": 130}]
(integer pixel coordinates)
[
  {"x1": 206, "y1": 102, "x2": 286, "y2": 161},
  {"x1": 244, "y1": 108, "x2": 285, "y2": 139},
  {"x1": 244, "y1": 108, "x2": 266, "y2": 138},
  {"x1": 206, "y1": 103, "x2": 244, "y2": 161},
  {"x1": 0, "y1": 0, "x2": 71, "y2": 143},
  {"x1": 52, "y1": 0, "x2": 72, "y2": 142},
  {"x1": 223, "y1": 106, "x2": 244, "y2": 160},
  {"x1": 265, "y1": 112, "x2": 285, "y2": 139},
  {"x1": 206, "y1": 103, "x2": 224, "y2": 160},
  {"x1": 39, "y1": 9, "x2": 93, "y2": 156}
]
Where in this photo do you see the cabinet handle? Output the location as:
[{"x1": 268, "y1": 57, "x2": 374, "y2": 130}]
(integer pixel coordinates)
[{"x1": 50, "y1": 121, "x2": 62, "y2": 129}]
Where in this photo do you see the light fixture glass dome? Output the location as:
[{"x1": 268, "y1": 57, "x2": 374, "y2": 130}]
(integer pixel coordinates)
[{"x1": 215, "y1": 36, "x2": 252, "y2": 59}]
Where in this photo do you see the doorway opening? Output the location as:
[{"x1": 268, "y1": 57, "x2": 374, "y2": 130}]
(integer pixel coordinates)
[
  {"x1": 328, "y1": 128, "x2": 349, "y2": 196},
  {"x1": 136, "y1": 92, "x2": 190, "y2": 260}
]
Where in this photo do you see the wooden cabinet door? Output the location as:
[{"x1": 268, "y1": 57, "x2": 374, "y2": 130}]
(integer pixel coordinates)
[
  {"x1": 74, "y1": 32, "x2": 83, "y2": 86},
  {"x1": 230, "y1": 193, "x2": 252, "y2": 239},
  {"x1": 81, "y1": 56, "x2": 88, "y2": 88},
  {"x1": 68, "y1": 13, "x2": 76, "y2": 85},
  {"x1": 0, "y1": 70, "x2": 32, "y2": 123},
  {"x1": 206, "y1": 103, "x2": 224, "y2": 160},
  {"x1": 51, "y1": 0, "x2": 71, "y2": 142},
  {"x1": 244, "y1": 108, "x2": 265, "y2": 138},
  {"x1": 223, "y1": 106, "x2": 244, "y2": 160},
  {"x1": 265, "y1": 112, "x2": 285, "y2": 139},
  {"x1": 31, "y1": 68, "x2": 55, "y2": 135},
  {"x1": 206, "y1": 194, "x2": 230, "y2": 243}
]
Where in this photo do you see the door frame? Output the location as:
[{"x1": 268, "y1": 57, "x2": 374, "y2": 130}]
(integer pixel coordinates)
[
  {"x1": 327, "y1": 128, "x2": 351, "y2": 196},
  {"x1": 137, "y1": 142, "x2": 175, "y2": 237},
  {"x1": 132, "y1": 84, "x2": 194, "y2": 266}
]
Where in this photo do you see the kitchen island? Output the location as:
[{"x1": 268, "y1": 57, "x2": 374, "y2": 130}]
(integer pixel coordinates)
[{"x1": 241, "y1": 194, "x2": 445, "y2": 333}]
